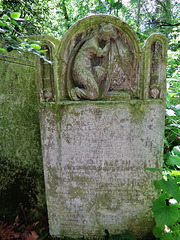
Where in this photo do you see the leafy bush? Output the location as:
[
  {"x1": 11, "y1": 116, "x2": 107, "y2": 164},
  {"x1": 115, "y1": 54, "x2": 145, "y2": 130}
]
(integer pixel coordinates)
[
  {"x1": 148, "y1": 40, "x2": 180, "y2": 239},
  {"x1": 0, "y1": 12, "x2": 51, "y2": 63}
]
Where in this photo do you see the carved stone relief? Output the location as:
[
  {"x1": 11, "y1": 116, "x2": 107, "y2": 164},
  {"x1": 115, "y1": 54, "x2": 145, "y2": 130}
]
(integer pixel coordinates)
[
  {"x1": 150, "y1": 40, "x2": 162, "y2": 99},
  {"x1": 150, "y1": 87, "x2": 160, "y2": 99},
  {"x1": 66, "y1": 23, "x2": 136, "y2": 100},
  {"x1": 40, "y1": 45, "x2": 54, "y2": 102}
]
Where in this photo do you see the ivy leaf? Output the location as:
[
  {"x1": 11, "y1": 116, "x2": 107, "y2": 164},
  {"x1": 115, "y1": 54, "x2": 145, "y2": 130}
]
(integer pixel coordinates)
[
  {"x1": 154, "y1": 175, "x2": 180, "y2": 202},
  {"x1": 11, "y1": 12, "x2": 20, "y2": 19},
  {"x1": 152, "y1": 193, "x2": 180, "y2": 228},
  {"x1": 30, "y1": 44, "x2": 41, "y2": 50}
]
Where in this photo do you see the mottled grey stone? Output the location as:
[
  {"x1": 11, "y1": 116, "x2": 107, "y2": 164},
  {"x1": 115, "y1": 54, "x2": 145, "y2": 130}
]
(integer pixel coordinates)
[
  {"x1": 41, "y1": 100, "x2": 165, "y2": 238},
  {"x1": 39, "y1": 15, "x2": 168, "y2": 238}
]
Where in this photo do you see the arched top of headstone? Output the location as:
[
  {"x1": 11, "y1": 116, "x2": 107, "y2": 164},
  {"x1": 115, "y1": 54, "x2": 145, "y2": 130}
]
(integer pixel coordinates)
[
  {"x1": 57, "y1": 15, "x2": 142, "y2": 100},
  {"x1": 57, "y1": 15, "x2": 167, "y2": 101},
  {"x1": 58, "y1": 15, "x2": 142, "y2": 57},
  {"x1": 142, "y1": 33, "x2": 168, "y2": 101}
]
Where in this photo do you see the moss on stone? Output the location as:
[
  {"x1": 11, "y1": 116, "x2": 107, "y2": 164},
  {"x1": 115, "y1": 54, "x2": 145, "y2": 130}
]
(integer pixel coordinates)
[{"x1": 0, "y1": 50, "x2": 46, "y2": 222}]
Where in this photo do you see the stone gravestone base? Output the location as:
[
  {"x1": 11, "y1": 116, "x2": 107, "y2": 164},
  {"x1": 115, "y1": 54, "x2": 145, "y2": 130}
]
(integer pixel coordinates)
[{"x1": 40, "y1": 100, "x2": 165, "y2": 238}]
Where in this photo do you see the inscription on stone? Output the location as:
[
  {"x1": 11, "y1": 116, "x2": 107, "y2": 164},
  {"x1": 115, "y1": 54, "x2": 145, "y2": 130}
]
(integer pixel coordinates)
[{"x1": 53, "y1": 103, "x2": 165, "y2": 237}]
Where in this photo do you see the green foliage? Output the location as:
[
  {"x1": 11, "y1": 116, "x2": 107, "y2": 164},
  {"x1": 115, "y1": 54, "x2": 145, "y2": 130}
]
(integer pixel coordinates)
[
  {"x1": 164, "y1": 80, "x2": 180, "y2": 154},
  {"x1": 150, "y1": 32, "x2": 180, "y2": 238},
  {"x1": 0, "y1": 7, "x2": 52, "y2": 63},
  {"x1": 154, "y1": 175, "x2": 180, "y2": 202},
  {"x1": 1, "y1": 1, "x2": 180, "y2": 46},
  {"x1": 0, "y1": 0, "x2": 50, "y2": 35},
  {"x1": 152, "y1": 193, "x2": 180, "y2": 228},
  {"x1": 151, "y1": 166, "x2": 180, "y2": 239}
]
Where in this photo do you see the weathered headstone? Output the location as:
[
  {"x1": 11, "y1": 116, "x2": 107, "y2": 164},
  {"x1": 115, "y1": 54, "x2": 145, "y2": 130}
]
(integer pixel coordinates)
[
  {"x1": 0, "y1": 36, "x2": 60, "y2": 219},
  {"x1": 0, "y1": 48, "x2": 45, "y2": 217},
  {"x1": 38, "y1": 15, "x2": 168, "y2": 238}
]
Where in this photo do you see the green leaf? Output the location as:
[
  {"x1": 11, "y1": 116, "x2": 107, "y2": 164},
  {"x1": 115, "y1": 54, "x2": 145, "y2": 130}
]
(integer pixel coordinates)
[
  {"x1": 161, "y1": 233, "x2": 176, "y2": 240},
  {"x1": 173, "y1": 224, "x2": 180, "y2": 239},
  {"x1": 11, "y1": 35, "x2": 18, "y2": 41},
  {"x1": 39, "y1": 49, "x2": 48, "y2": 53},
  {"x1": 145, "y1": 168, "x2": 161, "y2": 172},
  {"x1": 166, "y1": 156, "x2": 180, "y2": 166},
  {"x1": 171, "y1": 170, "x2": 180, "y2": 176},
  {"x1": 174, "y1": 105, "x2": 180, "y2": 116},
  {"x1": 166, "y1": 91, "x2": 171, "y2": 108},
  {"x1": 10, "y1": 19, "x2": 18, "y2": 26},
  {"x1": 172, "y1": 146, "x2": 180, "y2": 157},
  {"x1": 152, "y1": 193, "x2": 179, "y2": 228},
  {"x1": 153, "y1": 226, "x2": 163, "y2": 238},
  {"x1": 145, "y1": 168, "x2": 163, "y2": 172},
  {"x1": 164, "y1": 136, "x2": 169, "y2": 147},
  {"x1": 4, "y1": 24, "x2": 13, "y2": 31},
  {"x1": 30, "y1": 44, "x2": 41, "y2": 50},
  {"x1": 2, "y1": 14, "x2": 9, "y2": 19},
  {"x1": 21, "y1": 43, "x2": 29, "y2": 47},
  {"x1": 175, "y1": 176, "x2": 180, "y2": 185},
  {"x1": 154, "y1": 175, "x2": 180, "y2": 201},
  {"x1": 0, "y1": 21, "x2": 5, "y2": 27},
  {"x1": 0, "y1": 48, "x2": 7, "y2": 52},
  {"x1": 11, "y1": 12, "x2": 20, "y2": 19}
]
